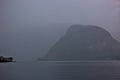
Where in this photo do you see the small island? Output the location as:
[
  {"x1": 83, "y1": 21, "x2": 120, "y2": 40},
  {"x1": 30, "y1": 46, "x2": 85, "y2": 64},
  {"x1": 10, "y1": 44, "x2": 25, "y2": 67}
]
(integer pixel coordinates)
[{"x1": 0, "y1": 56, "x2": 14, "y2": 63}]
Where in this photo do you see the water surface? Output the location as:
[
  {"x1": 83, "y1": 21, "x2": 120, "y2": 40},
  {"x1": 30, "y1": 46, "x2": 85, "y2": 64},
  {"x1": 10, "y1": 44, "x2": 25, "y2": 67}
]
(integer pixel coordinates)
[{"x1": 0, "y1": 61, "x2": 120, "y2": 80}]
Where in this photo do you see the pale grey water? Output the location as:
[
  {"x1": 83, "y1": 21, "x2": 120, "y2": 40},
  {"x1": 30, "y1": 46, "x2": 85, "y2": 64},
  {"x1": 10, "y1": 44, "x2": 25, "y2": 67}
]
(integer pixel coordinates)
[{"x1": 0, "y1": 61, "x2": 120, "y2": 80}]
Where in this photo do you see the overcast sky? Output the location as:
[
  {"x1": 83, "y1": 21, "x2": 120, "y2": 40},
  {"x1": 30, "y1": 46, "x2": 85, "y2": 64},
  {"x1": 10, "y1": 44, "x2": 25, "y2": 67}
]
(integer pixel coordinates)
[
  {"x1": 2, "y1": 0, "x2": 120, "y2": 37},
  {"x1": 2, "y1": 1, "x2": 118, "y2": 23},
  {"x1": 1, "y1": 0, "x2": 120, "y2": 61}
]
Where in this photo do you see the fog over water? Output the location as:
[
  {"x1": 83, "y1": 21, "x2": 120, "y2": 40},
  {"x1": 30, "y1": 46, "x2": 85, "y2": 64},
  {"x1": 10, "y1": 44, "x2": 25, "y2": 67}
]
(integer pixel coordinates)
[{"x1": 0, "y1": 0, "x2": 120, "y2": 61}]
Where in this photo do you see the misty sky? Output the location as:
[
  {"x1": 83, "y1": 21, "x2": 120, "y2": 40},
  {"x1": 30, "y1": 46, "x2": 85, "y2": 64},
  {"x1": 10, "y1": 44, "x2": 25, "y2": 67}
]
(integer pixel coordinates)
[
  {"x1": 3, "y1": 0, "x2": 120, "y2": 38},
  {"x1": 1, "y1": 0, "x2": 120, "y2": 61}
]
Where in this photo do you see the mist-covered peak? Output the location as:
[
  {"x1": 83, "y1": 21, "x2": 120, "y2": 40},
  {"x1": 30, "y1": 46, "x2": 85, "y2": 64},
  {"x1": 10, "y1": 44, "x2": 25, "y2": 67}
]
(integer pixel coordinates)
[{"x1": 39, "y1": 24, "x2": 120, "y2": 60}]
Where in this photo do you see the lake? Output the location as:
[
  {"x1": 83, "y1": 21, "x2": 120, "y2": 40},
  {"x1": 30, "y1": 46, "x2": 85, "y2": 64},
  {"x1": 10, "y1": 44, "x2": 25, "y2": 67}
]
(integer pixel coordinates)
[{"x1": 0, "y1": 61, "x2": 120, "y2": 80}]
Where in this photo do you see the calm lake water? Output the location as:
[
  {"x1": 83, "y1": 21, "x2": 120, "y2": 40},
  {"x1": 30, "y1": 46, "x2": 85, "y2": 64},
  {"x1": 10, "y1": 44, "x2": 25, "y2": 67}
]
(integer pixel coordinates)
[{"x1": 0, "y1": 61, "x2": 120, "y2": 80}]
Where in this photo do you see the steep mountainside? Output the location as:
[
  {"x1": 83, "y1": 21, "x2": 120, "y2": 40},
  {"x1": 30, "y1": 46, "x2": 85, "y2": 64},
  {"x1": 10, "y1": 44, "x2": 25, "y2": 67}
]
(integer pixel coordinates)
[{"x1": 40, "y1": 25, "x2": 120, "y2": 60}]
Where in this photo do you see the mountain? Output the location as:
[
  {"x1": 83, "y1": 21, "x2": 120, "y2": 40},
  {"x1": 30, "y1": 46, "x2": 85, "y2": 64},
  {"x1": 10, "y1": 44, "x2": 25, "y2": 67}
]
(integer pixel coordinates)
[{"x1": 39, "y1": 24, "x2": 120, "y2": 60}]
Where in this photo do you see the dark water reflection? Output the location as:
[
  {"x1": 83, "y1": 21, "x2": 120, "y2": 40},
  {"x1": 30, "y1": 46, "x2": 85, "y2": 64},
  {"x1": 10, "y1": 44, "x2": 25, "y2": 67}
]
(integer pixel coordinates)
[{"x1": 0, "y1": 61, "x2": 120, "y2": 80}]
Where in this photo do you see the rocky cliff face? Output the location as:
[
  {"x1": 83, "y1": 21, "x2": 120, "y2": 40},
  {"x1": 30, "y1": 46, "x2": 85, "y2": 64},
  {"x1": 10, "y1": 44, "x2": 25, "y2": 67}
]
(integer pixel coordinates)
[{"x1": 40, "y1": 25, "x2": 120, "y2": 60}]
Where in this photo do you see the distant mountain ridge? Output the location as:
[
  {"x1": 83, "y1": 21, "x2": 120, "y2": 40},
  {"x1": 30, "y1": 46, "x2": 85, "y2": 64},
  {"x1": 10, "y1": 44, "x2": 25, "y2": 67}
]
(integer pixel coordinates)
[{"x1": 39, "y1": 24, "x2": 120, "y2": 60}]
